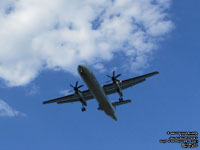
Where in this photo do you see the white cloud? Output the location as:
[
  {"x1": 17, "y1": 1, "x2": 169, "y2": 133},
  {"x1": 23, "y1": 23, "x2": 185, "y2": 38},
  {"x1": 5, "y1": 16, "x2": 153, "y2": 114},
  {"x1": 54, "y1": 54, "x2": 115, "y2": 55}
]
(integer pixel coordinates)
[
  {"x1": 60, "y1": 89, "x2": 72, "y2": 96},
  {"x1": 25, "y1": 84, "x2": 40, "y2": 95},
  {"x1": 0, "y1": 0, "x2": 173, "y2": 86},
  {"x1": 0, "y1": 99, "x2": 25, "y2": 117},
  {"x1": 93, "y1": 63, "x2": 107, "y2": 73}
]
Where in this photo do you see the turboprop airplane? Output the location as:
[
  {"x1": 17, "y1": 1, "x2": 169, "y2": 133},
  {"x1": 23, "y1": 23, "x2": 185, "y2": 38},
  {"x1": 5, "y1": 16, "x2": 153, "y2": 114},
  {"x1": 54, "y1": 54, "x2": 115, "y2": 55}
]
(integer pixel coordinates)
[{"x1": 43, "y1": 65, "x2": 159, "y2": 121}]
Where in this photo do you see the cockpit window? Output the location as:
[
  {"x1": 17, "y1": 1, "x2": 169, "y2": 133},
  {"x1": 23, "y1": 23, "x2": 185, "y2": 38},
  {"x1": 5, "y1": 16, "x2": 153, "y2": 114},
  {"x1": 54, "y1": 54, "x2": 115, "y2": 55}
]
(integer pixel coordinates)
[{"x1": 80, "y1": 69, "x2": 84, "y2": 73}]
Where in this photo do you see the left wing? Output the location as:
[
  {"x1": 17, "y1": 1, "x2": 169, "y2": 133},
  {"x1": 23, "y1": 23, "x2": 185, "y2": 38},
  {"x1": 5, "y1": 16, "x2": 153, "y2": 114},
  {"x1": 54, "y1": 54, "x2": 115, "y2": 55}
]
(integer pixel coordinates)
[
  {"x1": 103, "y1": 71, "x2": 159, "y2": 95},
  {"x1": 43, "y1": 89, "x2": 94, "y2": 104}
]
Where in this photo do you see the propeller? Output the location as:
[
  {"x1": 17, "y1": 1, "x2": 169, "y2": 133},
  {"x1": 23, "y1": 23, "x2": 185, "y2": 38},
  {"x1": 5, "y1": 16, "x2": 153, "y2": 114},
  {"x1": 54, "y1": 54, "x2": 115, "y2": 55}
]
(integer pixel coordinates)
[
  {"x1": 69, "y1": 81, "x2": 84, "y2": 93},
  {"x1": 106, "y1": 71, "x2": 122, "y2": 83}
]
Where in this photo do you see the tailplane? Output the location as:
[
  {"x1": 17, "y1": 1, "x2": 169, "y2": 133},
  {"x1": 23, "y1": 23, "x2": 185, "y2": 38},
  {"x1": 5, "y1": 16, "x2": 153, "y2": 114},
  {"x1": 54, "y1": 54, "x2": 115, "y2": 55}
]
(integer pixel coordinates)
[{"x1": 112, "y1": 99, "x2": 131, "y2": 107}]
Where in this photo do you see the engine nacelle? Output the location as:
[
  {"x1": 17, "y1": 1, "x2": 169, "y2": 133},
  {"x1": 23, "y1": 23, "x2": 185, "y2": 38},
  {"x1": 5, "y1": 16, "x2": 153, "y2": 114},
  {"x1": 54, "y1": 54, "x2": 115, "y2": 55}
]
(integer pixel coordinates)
[{"x1": 77, "y1": 91, "x2": 87, "y2": 106}]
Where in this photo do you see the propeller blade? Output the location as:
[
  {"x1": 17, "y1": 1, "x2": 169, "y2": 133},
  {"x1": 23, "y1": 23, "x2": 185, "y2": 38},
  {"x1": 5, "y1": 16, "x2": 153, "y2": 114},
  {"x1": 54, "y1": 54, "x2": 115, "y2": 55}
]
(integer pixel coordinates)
[
  {"x1": 113, "y1": 70, "x2": 115, "y2": 77},
  {"x1": 70, "y1": 84, "x2": 74, "y2": 88},
  {"x1": 106, "y1": 71, "x2": 122, "y2": 83},
  {"x1": 69, "y1": 81, "x2": 83, "y2": 93},
  {"x1": 106, "y1": 75, "x2": 112, "y2": 78},
  {"x1": 116, "y1": 79, "x2": 121, "y2": 82},
  {"x1": 78, "y1": 85, "x2": 84, "y2": 88},
  {"x1": 115, "y1": 74, "x2": 121, "y2": 78},
  {"x1": 76, "y1": 81, "x2": 78, "y2": 87}
]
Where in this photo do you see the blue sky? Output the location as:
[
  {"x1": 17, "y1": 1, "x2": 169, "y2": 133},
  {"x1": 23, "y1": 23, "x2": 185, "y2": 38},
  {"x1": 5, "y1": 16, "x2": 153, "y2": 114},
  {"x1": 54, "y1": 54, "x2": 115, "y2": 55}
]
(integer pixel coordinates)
[{"x1": 0, "y1": 0, "x2": 200, "y2": 150}]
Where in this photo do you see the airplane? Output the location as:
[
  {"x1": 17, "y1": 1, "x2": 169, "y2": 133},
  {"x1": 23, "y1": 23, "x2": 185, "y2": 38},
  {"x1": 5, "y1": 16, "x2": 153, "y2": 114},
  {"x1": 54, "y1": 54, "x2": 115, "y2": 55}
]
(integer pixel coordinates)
[{"x1": 43, "y1": 65, "x2": 159, "y2": 121}]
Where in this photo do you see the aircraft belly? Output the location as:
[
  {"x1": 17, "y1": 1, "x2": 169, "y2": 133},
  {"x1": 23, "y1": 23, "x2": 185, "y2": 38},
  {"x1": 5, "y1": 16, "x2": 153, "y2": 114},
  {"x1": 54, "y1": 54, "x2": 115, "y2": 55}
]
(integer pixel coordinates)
[
  {"x1": 80, "y1": 72, "x2": 117, "y2": 120},
  {"x1": 84, "y1": 77, "x2": 109, "y2": 106}
]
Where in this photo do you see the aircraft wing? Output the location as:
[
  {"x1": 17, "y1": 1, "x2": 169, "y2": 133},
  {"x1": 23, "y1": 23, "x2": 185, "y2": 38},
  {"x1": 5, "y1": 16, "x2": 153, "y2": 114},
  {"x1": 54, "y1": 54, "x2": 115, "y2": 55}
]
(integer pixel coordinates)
[
  {"x1": 103, "y1": 71, "x2": 159, "y2": 95},
  {"x1": 43, "y1": 71, "x2": 158, "y2": 104},
  {"x1": 43, "y1": 89, "x2": 94, "y2": 104}
]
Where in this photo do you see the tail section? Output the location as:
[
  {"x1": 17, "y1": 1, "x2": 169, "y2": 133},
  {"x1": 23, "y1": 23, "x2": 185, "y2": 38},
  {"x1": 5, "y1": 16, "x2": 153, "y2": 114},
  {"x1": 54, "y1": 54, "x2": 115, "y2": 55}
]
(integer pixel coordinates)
[{"x1": 112, "y1": 99, "x2": 131, "y2": 107}]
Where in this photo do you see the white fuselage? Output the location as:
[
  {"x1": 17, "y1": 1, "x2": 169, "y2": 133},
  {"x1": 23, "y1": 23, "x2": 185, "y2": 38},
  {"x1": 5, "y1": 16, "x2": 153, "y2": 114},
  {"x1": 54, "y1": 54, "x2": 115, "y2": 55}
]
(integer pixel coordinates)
[{"x1": 78, "y1": 65, "x2": 117, "y2": 121}]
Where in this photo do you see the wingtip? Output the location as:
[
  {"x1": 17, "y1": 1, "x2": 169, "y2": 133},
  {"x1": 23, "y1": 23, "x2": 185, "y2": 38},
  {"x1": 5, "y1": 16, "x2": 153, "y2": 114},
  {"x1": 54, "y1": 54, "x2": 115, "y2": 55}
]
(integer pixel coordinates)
[{"x1": 42, "y1": 101, "x2": 48, "y2": 104}]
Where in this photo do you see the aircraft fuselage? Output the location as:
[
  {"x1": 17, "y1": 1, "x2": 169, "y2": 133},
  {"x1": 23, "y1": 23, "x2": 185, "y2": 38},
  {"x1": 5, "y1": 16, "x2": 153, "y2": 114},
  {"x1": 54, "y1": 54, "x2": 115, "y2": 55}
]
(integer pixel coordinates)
[{"x1": 78, "y1": 65, "x2": 117, "y2": 121}]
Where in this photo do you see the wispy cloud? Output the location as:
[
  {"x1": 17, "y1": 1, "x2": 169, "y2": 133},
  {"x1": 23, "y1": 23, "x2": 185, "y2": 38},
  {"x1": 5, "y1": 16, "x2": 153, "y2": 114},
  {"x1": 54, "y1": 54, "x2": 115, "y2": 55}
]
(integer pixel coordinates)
[
  {"x1": 60, "y1": 89, "x2": 72, "y2": 96},
  {"x1": 0, "y1": 0, "x2": 173, "y2": 86},
  {"x1": 0, "y1": 99, "x2": 25, "y2": 117},
  {"x1": 25, "y1": 84, "x2": 40, "y2": 96},
  {"x1": 93, "y1": 63, "x2": 107, "y2": 73}
]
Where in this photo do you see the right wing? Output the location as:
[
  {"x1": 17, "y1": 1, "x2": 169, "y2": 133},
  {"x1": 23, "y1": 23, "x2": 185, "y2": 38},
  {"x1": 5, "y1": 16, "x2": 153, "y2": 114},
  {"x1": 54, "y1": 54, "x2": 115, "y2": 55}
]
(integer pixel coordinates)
[
  {"x1": 103, "y1": 71, "x2": 159, "y2": 95},
  {"x1": 43, "y1": 89, "x2": 94, "y2": 104}
]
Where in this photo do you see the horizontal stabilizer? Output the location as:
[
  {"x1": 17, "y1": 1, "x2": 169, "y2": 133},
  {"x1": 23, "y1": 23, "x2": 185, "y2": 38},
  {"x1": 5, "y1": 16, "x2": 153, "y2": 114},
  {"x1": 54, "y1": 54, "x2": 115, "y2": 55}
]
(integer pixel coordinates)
[{"x1": 112, "y1": 100, "x2": 131, "y2": 107}]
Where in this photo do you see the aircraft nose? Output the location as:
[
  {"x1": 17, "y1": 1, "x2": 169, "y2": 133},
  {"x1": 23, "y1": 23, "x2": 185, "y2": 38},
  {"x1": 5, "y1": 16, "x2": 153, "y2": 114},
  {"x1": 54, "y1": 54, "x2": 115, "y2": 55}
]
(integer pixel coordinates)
[
  {"x1": 78, "y1": 65, "x2": 82, "y2": 71},
  {"x1": 78, "y1": 65, "x2": 84, "y2": 74}
]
